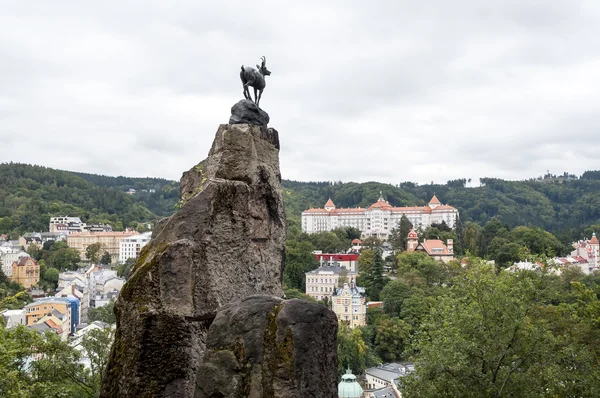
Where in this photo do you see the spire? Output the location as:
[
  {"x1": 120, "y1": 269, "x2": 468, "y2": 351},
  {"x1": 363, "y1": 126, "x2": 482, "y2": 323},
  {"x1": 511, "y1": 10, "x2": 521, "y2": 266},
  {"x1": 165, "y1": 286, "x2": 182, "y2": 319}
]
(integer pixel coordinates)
[
  {"x1": 324, "y1": 197, "x2": 335, "y2": 210},
  {"x1": 429, "y1": 194, "x2": 441, "y2": 205},
  {"x1": 378, "y1": 191, "x2": 385, "y2": 202}
]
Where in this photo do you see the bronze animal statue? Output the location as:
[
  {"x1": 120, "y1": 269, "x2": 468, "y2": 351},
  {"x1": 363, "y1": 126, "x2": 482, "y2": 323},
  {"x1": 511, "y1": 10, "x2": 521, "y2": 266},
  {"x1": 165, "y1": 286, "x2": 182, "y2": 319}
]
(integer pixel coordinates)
[{"x1": 240, "y1": 56, "x2": 271, "y2": 107}]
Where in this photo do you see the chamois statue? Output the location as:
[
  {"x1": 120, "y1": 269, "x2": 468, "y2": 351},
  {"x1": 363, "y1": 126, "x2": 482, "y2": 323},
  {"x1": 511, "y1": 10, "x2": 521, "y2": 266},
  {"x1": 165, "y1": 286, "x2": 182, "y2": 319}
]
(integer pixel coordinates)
[{"x1": 240, "y1": 56, "x2": 271, "y2": 107}]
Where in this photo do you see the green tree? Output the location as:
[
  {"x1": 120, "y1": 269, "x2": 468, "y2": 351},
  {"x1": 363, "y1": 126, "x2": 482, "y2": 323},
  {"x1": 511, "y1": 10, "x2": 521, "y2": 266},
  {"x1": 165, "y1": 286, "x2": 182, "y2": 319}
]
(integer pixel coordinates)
[
  {"x1": 89, "y1": 301, "x2": 116, "y2": 324},
  {"x1": 85, "y1": 243, "x2": 102, "y2": 263},
  {"x1": 403, "y1": 263, "x2": 557, "y2": 398},
  {"x1": 80, "y1": 327, "x2": 115, "y2": 394},
  {"x1": 379, "y1": 279, "x2": 412, "y2": 316},
  {"x1": 388, "y1": 215, "x2": 413, "y2": 252},
  {"x1": 374, "y1": 317, "x2": 411, "y2": 362},
  {"x1": 116, "y1": 257, "x2": 136, "y2": 278},
  {"x1": 49, "y1": 247, "x2": 81, "y2": 271},
  {"x1": 283, "y1": 240, "x2": 318, "y2": 291},
  {"x1": 337, "y1": 323, "x2": 379, "y2": 376},
  {"x1": 100, "y1": 251, "x2": 112, "y2": 265},
  {"x1": 357, "y1": 249, "x2": 389, "y2": 301}
]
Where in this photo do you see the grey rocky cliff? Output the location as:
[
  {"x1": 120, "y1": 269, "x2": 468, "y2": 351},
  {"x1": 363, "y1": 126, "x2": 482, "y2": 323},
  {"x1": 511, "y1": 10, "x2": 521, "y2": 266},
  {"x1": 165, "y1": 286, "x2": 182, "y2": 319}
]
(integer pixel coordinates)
[
  {"x1": 196, "y1": 295, "x2": 338, "y2": 398},
  {"x1": 100, "y1": 122, "x2": 338, "y2": 398}
]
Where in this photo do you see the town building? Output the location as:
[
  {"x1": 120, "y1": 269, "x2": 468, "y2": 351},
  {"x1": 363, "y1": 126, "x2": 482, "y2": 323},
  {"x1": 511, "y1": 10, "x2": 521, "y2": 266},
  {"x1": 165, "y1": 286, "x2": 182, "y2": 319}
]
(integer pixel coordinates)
[
  {"x1": 87, "y1": 266, "x2": 125, "y2": 307},
  {"x1": 119, "y1": 232, "x2": 152, "y2": 264},
  {"x1": 0, "y1": 246, "x2": 29, "y2": 277},
  {"x1": 56, "y1": 284, "x2": 89, "y2": 324},
  {"x1": 305, "y1": 266, "x2": 359, "y2": 302},
  {"x1": 67, "y1": 231, "x2": 138, "y2": 263},
  {"x1": 338, "y1": 368, "x2": 364, "y2": 398},
  {"x1": 0, "y1": 309, "x2": 26, "y2": 328},
  {"x1": 302, "y1": 193, "x2": 458, "y2": 239},
  {"x1": 570, "y1": 232, "x2": 600, "y2": 272},
  {"x1": 407, "y1": 229, "x2": 455, "y2": 263},
  {"x1": 10, "y1": 257, "x2": 40, "y2": 289},
  {"x1": 49, "y1": 216, "x2": 113, "y2": 234},
  {"x1": 25, "y1": 297, "x2": 80, "y2": 338},
  {"x1": 364, "y1": 362, "x2": 414, "y2": 392},
  {"x1": 331, "y1": 282, "x2": 367, "y2": 328},
  {"x1": 314, "y1": 253, "x2": 359, "y2": 272}
]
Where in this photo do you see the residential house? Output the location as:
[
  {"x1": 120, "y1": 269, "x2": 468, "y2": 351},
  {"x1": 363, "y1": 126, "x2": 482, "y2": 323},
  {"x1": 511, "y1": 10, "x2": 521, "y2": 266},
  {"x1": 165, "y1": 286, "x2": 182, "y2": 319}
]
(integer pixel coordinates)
[
  {"x1": 25, "y1": 297, "x2": 79, "y2": 339},
  {"x1": 331, "y1": 282, "x2": 367, "y2": 328},
  {"x1": 0, "y1": 247, "x2": 28, "y2": 277},
  {"x1": 364, "y1": 362, "x2": 415, "y2": 392},
  {"x1": 305, "y1": 266, "x2": 359, "y2": 302},
  {"x1": 56, "y1": 283, "x2": 89, "y2": 324},
  {"x1": 1, "y1": 309, "x2": 26, "y2": 328},
  {"x1": 10, "y1": 257, "x2": 40, "y2": 289},
  {"x1": 407, "y1": 229, "x2": 455, "y2": 263}
]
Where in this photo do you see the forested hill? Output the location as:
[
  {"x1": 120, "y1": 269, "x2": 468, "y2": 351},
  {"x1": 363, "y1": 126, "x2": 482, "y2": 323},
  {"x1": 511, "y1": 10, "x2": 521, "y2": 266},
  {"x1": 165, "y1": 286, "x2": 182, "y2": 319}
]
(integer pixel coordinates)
[
  {"x1": 282, "y1": 172, "x2": 600, "y2": 240},
  {"x1": 1, "y1": 162, "x2": 599, "y2": 241},
  {"x1": 0, "y1": 163, "x2": 178, "y2": 236}
]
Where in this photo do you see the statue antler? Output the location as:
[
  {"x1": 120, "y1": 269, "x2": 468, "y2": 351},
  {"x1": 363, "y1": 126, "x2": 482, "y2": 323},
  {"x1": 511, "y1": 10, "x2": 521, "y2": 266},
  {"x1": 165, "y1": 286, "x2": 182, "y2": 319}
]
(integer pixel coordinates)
[{"x1": 261, "y1": 56, "x2": 266, "y2": 66}]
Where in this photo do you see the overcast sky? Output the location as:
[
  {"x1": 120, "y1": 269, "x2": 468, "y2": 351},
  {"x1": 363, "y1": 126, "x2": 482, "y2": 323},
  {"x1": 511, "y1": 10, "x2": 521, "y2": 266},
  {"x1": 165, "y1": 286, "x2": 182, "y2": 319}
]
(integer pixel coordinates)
[{"x1": 1, "y1": 1, "x2": 599, "y2": 185}]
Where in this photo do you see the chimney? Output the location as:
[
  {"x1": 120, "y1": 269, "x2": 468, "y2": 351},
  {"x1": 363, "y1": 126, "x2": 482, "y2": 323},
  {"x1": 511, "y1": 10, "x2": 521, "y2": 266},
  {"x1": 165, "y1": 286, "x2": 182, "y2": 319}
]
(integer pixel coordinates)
[{"x1": 447, "y1": 239, "x2": 454, "y2": 254}]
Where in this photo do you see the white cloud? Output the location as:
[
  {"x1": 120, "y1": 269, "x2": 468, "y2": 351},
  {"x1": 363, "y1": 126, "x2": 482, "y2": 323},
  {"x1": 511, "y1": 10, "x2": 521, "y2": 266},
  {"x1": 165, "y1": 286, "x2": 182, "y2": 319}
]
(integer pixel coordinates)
[{"x1": 1, "y1": 0, "x2": 599, "y2": 185}]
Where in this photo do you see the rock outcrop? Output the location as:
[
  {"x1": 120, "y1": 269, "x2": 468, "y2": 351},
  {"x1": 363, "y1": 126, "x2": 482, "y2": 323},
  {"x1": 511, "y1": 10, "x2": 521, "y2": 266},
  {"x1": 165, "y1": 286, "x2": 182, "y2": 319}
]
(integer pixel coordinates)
[
  {"x1": 229, "y1": 99, "x2": 270, "y2": 127},
  {"x1": 101, "y1": 124, "x2": 286, "y2": 397},
  {"x1": 196, "y1": 295, "x2": 338, "y2": 398}
]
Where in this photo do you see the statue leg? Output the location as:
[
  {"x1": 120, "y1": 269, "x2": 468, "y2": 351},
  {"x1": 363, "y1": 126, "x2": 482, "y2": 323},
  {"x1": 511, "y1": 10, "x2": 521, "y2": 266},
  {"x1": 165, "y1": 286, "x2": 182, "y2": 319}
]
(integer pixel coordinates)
[
  {"x1": 243, "y1": 84, "x2": 250, "y2": 100},
  {"x1": 256, "y1": 89, "x2": 262, "y2": 107},
  {"x1": 253, "y1": 87, "x2": 259, "y2": 105}
]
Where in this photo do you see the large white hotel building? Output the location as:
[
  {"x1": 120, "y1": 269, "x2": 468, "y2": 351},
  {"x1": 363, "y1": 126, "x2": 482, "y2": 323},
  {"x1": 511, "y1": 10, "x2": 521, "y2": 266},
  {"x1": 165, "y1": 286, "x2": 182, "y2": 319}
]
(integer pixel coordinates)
[{"x1": 301, "y1": 193, "x2": 459, "y2": 239}]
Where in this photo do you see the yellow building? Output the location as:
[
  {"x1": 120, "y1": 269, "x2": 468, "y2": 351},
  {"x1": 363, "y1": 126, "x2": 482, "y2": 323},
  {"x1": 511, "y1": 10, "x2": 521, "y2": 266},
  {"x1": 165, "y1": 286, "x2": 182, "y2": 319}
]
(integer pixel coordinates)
[
  {"x1": 67, "y1": 231, "x2": 138, "y2": 262},
  {"x1": 332, "y1": 282, "x2": 367, "y2": 329},
  {"x1": 25, "y1": 298, "x2": 72, "y2": 333},
  {"x1": 10, "y1": 257, "x2": 40, "y2": 289}
]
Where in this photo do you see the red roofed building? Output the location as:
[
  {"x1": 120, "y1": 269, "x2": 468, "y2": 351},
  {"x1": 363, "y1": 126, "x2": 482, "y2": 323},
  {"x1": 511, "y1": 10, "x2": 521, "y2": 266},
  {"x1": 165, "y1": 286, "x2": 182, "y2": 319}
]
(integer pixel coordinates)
[
  {"x1": 415, "y1": 239, "x2": 455, "y2": 263},
  {"x1": 302, "y1": 192, "x2": 458, "y2": 239},
  {"x1": 571, "y1": 232, "x2": 600, "y2": 273},
  {"x1": 314, "y1": 253, "x2": 360, "y2": 272}
]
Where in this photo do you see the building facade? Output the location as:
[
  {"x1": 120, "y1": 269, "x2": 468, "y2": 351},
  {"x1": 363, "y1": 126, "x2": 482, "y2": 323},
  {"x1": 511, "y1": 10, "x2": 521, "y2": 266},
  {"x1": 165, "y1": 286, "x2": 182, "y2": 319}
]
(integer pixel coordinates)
[
  {"x1": 1, "y1": 247, "x2": 29, "y2": 277},
  {"x1": 364, "y1": 362, "x2": 415, "y2": 392},
  {"x1": 331, "y1": 282, "x2": 367, "y2": 328},
  {"x1": 302, "y1": 193, "x2": 458, "y2": 239},
  {"x1": 407, "y1": 228, "x2": 455, "y2": 263},
  {"x1": 10, "y1": 257, "x2": 40, "y2": 289},
  {"x1": 67, "y1": 231, "x2": 138, "y2": 262},
  {"x1": 25, "y1": 297, "x2": 78, "y2": 338},
  {"x1": 305, "y1": 266, "x2": 359, "y2": 302},
  {"x1": 119, "y1": 232, "x2": 152, "y2": 264}
]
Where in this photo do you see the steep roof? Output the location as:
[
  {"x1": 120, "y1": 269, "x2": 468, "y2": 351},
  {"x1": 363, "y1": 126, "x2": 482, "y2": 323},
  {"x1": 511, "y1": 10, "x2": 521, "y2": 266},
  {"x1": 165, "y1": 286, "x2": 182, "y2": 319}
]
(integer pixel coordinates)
[
  {"x1": 324, "y1": 198, "x2": 335, "y2": 208},
  {"x1": 417, "y1": 240, "x2": 452, "y2": 256},
  {"x1": 16, "y1": 257, "x2": 36, "y2": 266},
  {"x1": 407, "y1": 228, "x2": 418, "y2": 238},
  {"x1": 429, "y1": 195, "x2": 441, "y2": 205},
  {"x1": 590, "y1": 233, "x2": 599, "y2": 245}
]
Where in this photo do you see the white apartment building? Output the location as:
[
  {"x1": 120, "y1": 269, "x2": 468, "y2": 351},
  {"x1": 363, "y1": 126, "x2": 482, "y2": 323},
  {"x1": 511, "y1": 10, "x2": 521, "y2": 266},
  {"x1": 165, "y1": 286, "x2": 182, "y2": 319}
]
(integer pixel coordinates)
[
  {"x1": 364, "y1": 363, "x2": 415, "y2": 392},
  {"x1": 302, "y1": 193, "x2": 459, "y2": 239},
  {"x1": 305, "y1": 266, "x2": 358, "y2": 302},
  {"x1": 119, "y1": 232, "x2": 152, "y2": 264}
]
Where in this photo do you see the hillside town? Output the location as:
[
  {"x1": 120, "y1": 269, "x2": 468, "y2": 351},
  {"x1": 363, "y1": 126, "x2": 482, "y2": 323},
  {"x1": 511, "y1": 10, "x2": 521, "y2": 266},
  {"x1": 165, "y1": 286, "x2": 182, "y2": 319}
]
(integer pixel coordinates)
[{"x1": 3, "y1": 193, "x2": 600, "y2": 397}]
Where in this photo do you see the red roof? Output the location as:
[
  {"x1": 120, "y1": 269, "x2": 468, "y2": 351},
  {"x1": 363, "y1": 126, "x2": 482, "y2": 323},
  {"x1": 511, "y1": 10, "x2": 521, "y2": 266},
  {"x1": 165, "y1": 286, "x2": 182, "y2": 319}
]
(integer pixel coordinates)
[
  {"x1": 369, "y1": 200, "x2": 393, "y2": 210},
  {"x1": 417, "y1": 240, "x2": 452, "y2": 256},
  {"x1": 324, "y1": 198, "x2": 335, "y2": 208},
  {"x1": 314, "y1": 253, "x2": 359, "y2": 261},
  {"x1": 429, "y1": 195, "x2": 441, "y2": 205},
  {"x1": 407, "y1": 229, "x2": 418, "y2": 238},
  {"x1": 351, "y1": 239, "x2": 362, "y2": 244},
  {"x1": 590, "y1": 233, "x2": 599, "y2": 244}
]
